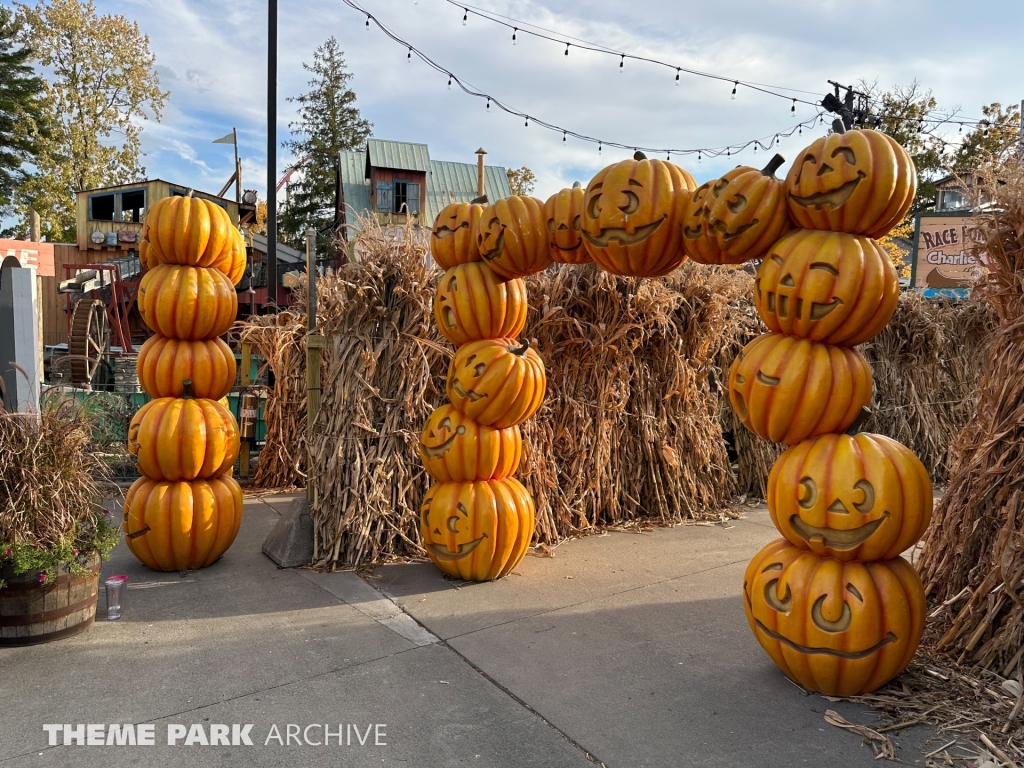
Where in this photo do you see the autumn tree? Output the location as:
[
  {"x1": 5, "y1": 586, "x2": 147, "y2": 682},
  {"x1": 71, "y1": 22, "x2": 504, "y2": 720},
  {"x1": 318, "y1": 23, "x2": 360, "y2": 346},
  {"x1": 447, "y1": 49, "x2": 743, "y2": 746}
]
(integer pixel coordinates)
[
  {"x1": 0, "y1": 6, "x2": 46, "y2": 225},
  {"x1": 279, "y1": 36, "x2": 371, "y2": 248},
  {"x1": 13, "y1": 0, "x2": 167, "y2": 241},
  {"x1": 506, "y1": 167, "x2": 536, "y2": 196}
]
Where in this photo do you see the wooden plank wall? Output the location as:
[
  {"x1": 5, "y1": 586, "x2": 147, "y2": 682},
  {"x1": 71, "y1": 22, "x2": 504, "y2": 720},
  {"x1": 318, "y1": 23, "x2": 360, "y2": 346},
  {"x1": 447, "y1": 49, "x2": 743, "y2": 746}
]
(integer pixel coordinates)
[{"x1": 41, "y1": 245, "x2": 92, "y2": 347}]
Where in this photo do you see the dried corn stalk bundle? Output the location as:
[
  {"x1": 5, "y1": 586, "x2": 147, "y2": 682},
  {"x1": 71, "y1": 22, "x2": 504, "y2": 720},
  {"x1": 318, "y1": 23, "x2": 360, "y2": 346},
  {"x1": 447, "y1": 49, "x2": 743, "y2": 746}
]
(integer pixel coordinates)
[
  {"x1": 918, "y1": 159, "x2": 1024, "y2": 673},
  {"x1": 236, "y1": 310, "x2": 308, "y2": 488},
  {"x1": 860, "y1": 291, "x2": 994, "y2": 484}
]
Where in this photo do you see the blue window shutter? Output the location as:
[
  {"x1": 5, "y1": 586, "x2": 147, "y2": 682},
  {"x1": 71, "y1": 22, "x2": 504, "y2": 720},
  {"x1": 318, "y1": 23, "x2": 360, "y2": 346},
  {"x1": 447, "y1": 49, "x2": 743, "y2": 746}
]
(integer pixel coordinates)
[
  {"x1": 407, "y1": 183, "x2": 420, "y2": 215},
  {"x1": 376, "y1": 181, "x2": 393, "y2": 212}
]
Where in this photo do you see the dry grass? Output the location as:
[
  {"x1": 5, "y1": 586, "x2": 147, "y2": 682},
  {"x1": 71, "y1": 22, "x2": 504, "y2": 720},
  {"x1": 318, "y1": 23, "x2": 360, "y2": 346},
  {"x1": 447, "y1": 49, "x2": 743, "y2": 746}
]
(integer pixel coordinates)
[{"x1": 0, "y1": 397, "x2": 109, "y2": 550}]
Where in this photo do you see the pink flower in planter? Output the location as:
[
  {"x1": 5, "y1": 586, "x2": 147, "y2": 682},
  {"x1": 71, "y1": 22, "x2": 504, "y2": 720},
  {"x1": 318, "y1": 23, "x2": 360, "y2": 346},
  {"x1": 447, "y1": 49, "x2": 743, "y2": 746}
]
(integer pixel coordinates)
[
  {"x1": 3, "y1": 549, "x2": 10, "y2": 556},
  {"x1": 72, "y1": 549, "x2": 79, "y2": 555},
  {"x1": 39, "y1": 573, "x2": 48, "y2": 584}
]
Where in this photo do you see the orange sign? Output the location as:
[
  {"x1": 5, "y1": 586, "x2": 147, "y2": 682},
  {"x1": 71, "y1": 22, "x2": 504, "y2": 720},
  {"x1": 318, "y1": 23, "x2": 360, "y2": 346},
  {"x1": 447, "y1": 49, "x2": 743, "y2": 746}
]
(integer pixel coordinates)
[
  {"x1": 0, "y1": 239, "x2": 55, "y2": 277},
  {"x1": 910, "y1": 214, "x2": 982, "y2": 292}
]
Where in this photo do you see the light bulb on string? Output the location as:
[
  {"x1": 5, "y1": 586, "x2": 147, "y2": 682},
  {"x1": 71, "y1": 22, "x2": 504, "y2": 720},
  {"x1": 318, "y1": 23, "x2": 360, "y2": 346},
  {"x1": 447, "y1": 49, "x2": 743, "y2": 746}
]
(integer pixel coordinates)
[
  {"x1": 698, "y1": 151, "x2": 701, "y2": 163},
  {"x1": 565, "y1": 43, "x2": 570, "y2": 57},
  {"x1": 774, "y1": 134, "x2": 779, "y2": 146},
  {"x1": 598, "y1": 142, "x2": 602, "y2": 154},
  {"x1": 563, "y1": 131, "x2": 567, "y2": 143},
  {"x1": 407, "y1": 47, "x2": 412, "y2": 63},
  {"x1": 512, "y1": 28, "x2": 517, "y2": 45},
  {"x1": 731, "y1": 81, "x2": 737, "y2": 100},
  {"x1": 619, "y1": 55, "x2": 624, "y2": 73},
  {"x1": 525, "y1": 116, "x2": 529, "y2": 128},
  {"x1": 726, "y1": 148, "x2": 731, "y2": 157},
  {"x1": 462, "y1": 8, "x2": 467, "y2": 25},
  {"x1": 447, "y1": 76, "x2": 452, "y2": 89},
  {"x1": 365, "y1": 15, "x2": 370, "y2": 30},
  {"x1": 486, "y1": 97, "x2": 490, "y2": 113},
  {"x1": 959, "y1": 123, "x2": 963, "y2": 134},
  {"x1": 791, "y1": 98, "x2": 796, "y2": 115},
  {"x1": 675, "y1": 68, "x2": 680, "y2": 86}
]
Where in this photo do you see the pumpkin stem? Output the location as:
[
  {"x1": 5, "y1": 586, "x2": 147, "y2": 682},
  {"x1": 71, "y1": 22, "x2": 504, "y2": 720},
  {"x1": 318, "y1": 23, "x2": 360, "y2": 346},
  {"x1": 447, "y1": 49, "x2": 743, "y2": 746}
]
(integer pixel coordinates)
[
  {"x1": 845, "y1": 406, "x2": 871, "y2": 435},
  {"x1": 186, "y1": 189, "x2": 195, "y2": 198},
  {"x1": 182, "y1": 379, "x2": 194, "y2": 399},
  {"x1": 510, "y1": 339, "x2": 530, "y2": 356},
  {"x1": 572, "y1": 181, "x2": 582, "y2": 189},
  {"x1": 831, "y1": 119, "x2": 847, "y2": 135},
  {"x1": 762, "y1": 154, "x2": 786, "y2": 178},
  {"x1": 633, "y1": 151, "x2": 647, "y2": 161},
  {"x1": 470, "y1": 195, "x2": 488, "y2": 205}
]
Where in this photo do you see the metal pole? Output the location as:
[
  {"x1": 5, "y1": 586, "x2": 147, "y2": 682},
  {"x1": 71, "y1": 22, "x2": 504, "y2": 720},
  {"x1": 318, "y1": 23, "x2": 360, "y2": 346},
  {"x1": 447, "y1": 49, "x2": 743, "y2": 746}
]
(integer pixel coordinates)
[
  {"x1": 266, "y1": 0, "x2": 278, "y2": 306},
  {"x1": 305, "y1": 227, "x2": 323, "y2": 504},
  {"x1": 306, "y1": 228, "x2": 316, "y2": 331},
  {"x1": 233, "y1": 127, "x2": 240, "y2": 204}
]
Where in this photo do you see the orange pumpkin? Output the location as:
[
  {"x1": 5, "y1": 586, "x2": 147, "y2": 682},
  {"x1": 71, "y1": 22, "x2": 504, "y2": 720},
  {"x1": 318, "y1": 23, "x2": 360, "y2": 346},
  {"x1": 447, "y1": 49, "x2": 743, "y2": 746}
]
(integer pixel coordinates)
[
  {"x1": 127, "y1": 394, "x2": 239, "y2": 481},
  {"x1": 755, "y1": 229, "x2": 899, "y2": 346},
  {"x1": 744, "y1": 538, "x2": 925, "y2": 696},
  {"x1": 420, "y1": 478, "x2": 535, "y2": 581},
  {"x1": 446, "y1": 338, "x2": 546, "y2": 428},
  {"x1": 768, "y1": 433, "x2": 932, "y2": 562},
  {"x1": 477, "y1": 196, "x2": 552, "y2": 279},
  {"x1": 212, "y1": 229, "x2": 247, "y2": 286},
  {"x1": 581, "y1": 151, "x2": 696, "y2": 277},
  {"x1": 140, "y1": 195, "x2": 239, "y2": 269},
  {"x1": 419, "y1": 404, "x2": 522, "y2": 482},
  {"x1": 138, "y1": 264, "x2": 238, "y2": 340},
  {"x1": 729, "y1": 333, "x2": 872, "y2": 445},
  {"x1": 123, "y1": 475, "x2": 243, "y2": 572},
  {"x1": 785, "y1": 127, "x2": 916, "y2": 238},
  {"x1": 431, "y1": 202, "x2": 484, "y2": 270},
  {"x1": 136, "y1": 336, "x2": 237, "y2": 400},
  {"x1": 544, "y1": 183, "x2": 591, "y2": 265},
  {"x1": 682, "y1": 155, "x2": 792, "y2": 265},
  {"x1": 433, "y1": 263, "x2": 527, "y2": 346}
]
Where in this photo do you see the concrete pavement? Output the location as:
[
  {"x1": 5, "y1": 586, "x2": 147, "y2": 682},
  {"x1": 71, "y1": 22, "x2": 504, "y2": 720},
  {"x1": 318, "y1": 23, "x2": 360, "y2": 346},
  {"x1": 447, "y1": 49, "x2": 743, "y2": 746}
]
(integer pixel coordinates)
[{"x1": 0, "y1": 494, "x2": 941, "y2": 767}]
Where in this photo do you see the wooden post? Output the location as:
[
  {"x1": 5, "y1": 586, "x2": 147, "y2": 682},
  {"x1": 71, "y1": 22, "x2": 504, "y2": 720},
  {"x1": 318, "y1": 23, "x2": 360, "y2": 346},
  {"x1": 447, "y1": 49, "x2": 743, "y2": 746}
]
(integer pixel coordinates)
[
  {"x1": 305, "y1": 228, "x2": 322, "y2": 504},
  {"x1": 239, "y1": 341, "x2": 252, "y2": 479},
  {"x1": 29, "y1": 210, "x2": 44, "y2": 393}
]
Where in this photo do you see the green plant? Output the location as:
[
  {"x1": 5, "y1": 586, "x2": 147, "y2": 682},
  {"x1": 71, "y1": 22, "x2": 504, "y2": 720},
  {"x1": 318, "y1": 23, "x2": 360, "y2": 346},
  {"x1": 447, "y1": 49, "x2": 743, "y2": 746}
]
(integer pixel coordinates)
[{"x1": 0, "y1": 397, "x2": 117, "y2": 588}]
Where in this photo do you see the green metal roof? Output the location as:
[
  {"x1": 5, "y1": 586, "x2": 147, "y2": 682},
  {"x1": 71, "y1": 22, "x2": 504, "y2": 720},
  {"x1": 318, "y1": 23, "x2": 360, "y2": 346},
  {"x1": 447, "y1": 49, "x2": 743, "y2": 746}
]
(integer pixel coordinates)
[
  {"x1": 338, "y1": 141, "x2": 513, "y2": 231},
  {"x1": 366, "y1": 139, "x2": 430, "y2": 175},
  {"x1": 425, "y1": 161, "x2": 512, "y2": 223}
]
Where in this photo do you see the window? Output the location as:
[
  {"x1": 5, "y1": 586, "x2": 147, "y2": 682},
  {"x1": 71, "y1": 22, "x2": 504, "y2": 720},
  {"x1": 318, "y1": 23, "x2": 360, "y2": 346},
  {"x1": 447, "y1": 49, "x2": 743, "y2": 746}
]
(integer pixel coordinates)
[
  {"x1": 90, "y1": 193, "x2": 115, "y2": 221},
  {"x1": 88, "y1": 189, "x2": 147, "y2": 222},
  {"x1": 939, "y1": 189, "x2": 967, "y2": 211},
  {"x1": 393, "y1": 181, "x2": 408, "y2": 214},
  {"x1": 391, "y1": 180, "x2": 420, "y2": 215}
]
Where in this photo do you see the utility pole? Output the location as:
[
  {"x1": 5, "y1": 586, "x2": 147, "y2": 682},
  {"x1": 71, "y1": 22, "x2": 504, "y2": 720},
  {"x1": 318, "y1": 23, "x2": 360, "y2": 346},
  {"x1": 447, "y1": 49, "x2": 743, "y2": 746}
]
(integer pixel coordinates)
[{"x1": 266, "y1": 0, "x2": 278, "y2": 306}]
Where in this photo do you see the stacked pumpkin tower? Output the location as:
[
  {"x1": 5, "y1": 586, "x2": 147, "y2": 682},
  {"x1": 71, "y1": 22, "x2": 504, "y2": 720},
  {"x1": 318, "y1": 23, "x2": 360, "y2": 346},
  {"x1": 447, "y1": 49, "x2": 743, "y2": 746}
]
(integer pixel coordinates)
[
  {"x1": 420, "y1": 191, "x2": 567, "y2": 582},
  {"x1": 122, "y1": 194, "x2": 246, "y2": 571},
  {"x1": 687, "y1": 127, "x2": 931, "y2": 697}
]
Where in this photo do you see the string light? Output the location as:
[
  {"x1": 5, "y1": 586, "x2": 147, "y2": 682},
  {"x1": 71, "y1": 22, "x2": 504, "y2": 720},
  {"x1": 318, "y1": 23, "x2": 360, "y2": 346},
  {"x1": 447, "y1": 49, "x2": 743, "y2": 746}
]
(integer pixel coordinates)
[
  {"x1": 407, "y1": 47, "x2": 412, "y2": 63},
  {"x1": 365, "y1": 14, "x2": 370, "y2": 30},
  {"x1": 462, "y1": 7, "x2": 467, "y2": 25},
  {"x1": 512, "y1": 28, "x2": 516, "y2": 45},
  {"x1": 565, "y1": 43, "x2": 570, "y2": 57},
  {"x1": 731, "y1": 81, "x2": 737, "y2": 100},
  {"x1": 598, "y1": 142, "x2": 602, "y2": 154},
  {"x1": 791, "y1": 98, "x2": 796, "y2": 115},
  {"x1": 563, "y1": 130, "x2": 567, "y2": 143},
  {"x1": 525, "y1": 116, "x2": 529, "y2": 127},
  {"x1": 486, "y1": 96, "x2": 490, "y2": 113},
  {"x1": 675, "y1": 68, "x2": 680, "y2": 86},
  {"x1": 619, "y1": 54, "x2": 624, "y2": 73},
  {"x1": 959, "y1": 123, "x2": 963, "y2": 134},
  {"x1": 698, "y1": 151, "x2": 702, "y2": 162},
  {"x1": 447, "y1": 76, "x2": 452, "y2": 89}
]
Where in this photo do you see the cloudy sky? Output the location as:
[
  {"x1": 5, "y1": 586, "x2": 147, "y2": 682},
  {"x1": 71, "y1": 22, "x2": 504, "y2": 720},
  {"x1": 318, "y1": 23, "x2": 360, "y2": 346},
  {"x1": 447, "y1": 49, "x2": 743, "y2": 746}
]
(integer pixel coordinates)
[{"x1": 99, "y1": 0, "x2": 1021, "y2": 203}]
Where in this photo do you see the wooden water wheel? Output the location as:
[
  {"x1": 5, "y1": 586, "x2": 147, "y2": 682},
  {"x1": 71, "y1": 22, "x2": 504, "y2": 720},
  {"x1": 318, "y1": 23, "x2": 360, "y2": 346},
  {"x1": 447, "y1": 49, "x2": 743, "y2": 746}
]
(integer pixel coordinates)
[{"x1": 68, "y1": 299, "x2": 110, "y2": 388}]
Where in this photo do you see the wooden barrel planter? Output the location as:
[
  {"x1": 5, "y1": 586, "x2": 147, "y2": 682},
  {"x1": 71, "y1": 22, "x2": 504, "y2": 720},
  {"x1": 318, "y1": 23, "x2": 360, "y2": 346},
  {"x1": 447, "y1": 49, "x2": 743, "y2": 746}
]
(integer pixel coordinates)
[{"x1": 0, "y1": 553, "x2": 101, "y2": 646}]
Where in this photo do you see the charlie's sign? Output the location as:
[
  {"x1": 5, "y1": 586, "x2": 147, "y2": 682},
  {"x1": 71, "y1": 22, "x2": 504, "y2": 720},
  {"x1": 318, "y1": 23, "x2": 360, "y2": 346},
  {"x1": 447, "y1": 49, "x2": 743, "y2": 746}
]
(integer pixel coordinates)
[{"x1": 910, "y1": 213, "x2": 982, "y2": 293}]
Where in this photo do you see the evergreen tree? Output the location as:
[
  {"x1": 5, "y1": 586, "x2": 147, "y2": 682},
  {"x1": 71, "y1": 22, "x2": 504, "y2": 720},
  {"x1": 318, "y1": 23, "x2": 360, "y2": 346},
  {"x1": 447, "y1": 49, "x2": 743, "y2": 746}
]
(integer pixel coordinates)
[
  {"x1": 279, "y1": 37, "x2": 371, "y2": 247},
  {"x1": 0, "y1": 6, "x2": 46, "y2": 226}
]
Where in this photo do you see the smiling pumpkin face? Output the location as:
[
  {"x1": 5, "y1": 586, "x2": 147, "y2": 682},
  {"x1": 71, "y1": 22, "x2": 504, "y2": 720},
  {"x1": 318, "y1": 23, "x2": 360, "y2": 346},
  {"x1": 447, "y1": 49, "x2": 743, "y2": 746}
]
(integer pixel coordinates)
[
  {"x1": 755, "y1": 229, "x2": 899, "y2": 346},
  {"x1": 419, "y1": 404, "x2": 523, "y2": 483},
  {"x1": 785, "y1": 128, "x2": 916, "y2": 239},
  {"x1": 743, "y1": 538, "x2": 925, "y2": 696},
  {"x1": 477, "y1": 196, "x2": 552, "y2": 280},
  {"x1": 682, "y1": 155, "x2": 792, "y2": 265},
  {"x1": 729, "y1": 332, "x2": 873, "y2": 445},
  {"x1": 433, "y1": 263, "x2": 528, "y2": 346},
  {"x1": 768, "y1": 434, "x2": 932, "y2": 562},
  {"x1": 431, "y1": 202, "x2": 484, "y2": 270},
  {"x1": 420, "y1": 478, "x2": 536, "y2": 581},
  {"x1": 543, "y1": 183, "x2": 592, "y2": 265},
  {"x1": 581, "y1": 151, "x2": 696, "y2": 277},
  {"x1": 446, "y1": 338, "x2": 546, "y2": 428}
]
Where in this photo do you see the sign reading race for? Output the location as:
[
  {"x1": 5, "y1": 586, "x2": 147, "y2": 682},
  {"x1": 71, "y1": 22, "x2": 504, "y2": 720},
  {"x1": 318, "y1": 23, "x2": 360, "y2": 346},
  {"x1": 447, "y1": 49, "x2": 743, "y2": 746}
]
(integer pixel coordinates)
[{"x1": 910, "y1": 213, "x2": 983, "y2": 294}]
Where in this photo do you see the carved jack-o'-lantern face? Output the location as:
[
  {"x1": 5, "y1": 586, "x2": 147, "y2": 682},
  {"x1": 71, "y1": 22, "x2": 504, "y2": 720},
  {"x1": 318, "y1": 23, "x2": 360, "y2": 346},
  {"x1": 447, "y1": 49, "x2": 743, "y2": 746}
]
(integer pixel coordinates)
[
  {"x1": 419, "y1": 478, "x2": 535, "y2": 581},
  {"x1": 419, "y1": 404, "x2": 523, "y2": 483},
  {"x1": 446, "y1": 338, "x2": 546, "y2": 428},
  {"x1": 755, "y1": 229, "x2": 899, "y2": 347},
  {"x1": 580, "y1": 152, "x2": 696, "y2": 277},
  {"x1": 728, "y1": 332, "x2": 873, "y2": 445},
  {"x1": 544, "y1": 183, "x2": 591, "y2": 265},
  {"x1": 768, "y1": 433, "x2": 932, "y2": 562},
  {"x1": 785, "y1": 128, "x2": 916, "y2": 239},
  {"x1": 476, "y1": 196, "x2": 551, "y2": 280},
  {"x1": 433, "y1": 263, "x2": 527, "y2": 346},
  {"x1": 743, "y1": 538, "x2": 925, "y2": 696},
  {"x1": 682, "y1": 155, "x2": 791, "y2": 265},
  {"x1": 431, "y1": 202, "x2": 484, "y2": 271}
]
